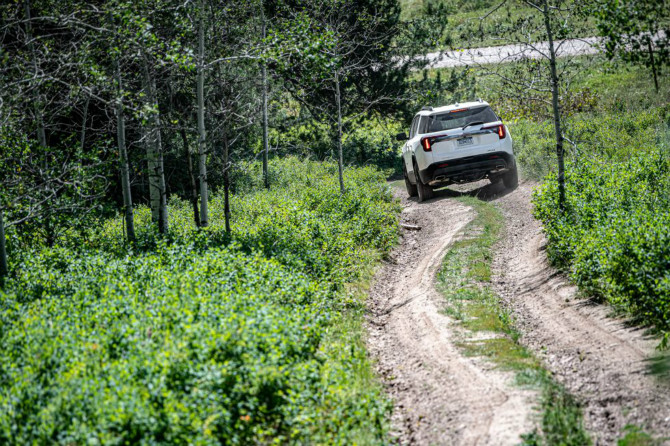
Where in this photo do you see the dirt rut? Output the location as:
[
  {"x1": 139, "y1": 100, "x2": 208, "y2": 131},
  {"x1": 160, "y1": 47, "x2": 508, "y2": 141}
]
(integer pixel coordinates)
[
  {"x1": 366, "y1": 188, "x2": 536, "y2": 445},
  {"x1": 493, "y1": 181, "x2": 670, "y2": 444}
]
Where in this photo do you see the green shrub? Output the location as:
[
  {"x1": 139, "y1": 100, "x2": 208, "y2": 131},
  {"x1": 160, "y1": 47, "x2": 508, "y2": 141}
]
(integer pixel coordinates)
[
  {"x1": 76, "y1": 158, "x2": 399, "y2": 285},
  {"x1": 510, "y1": 108, "x2": 667, "y2": 180},
  {"x1": 270, "y1": 118, "x2": 403, "y2": 174},
  {"x1": 0, "y1": 158, "x2": 399, "y2": 444},
  {"x1": 533, "y1": 154, "x2": 670, "y2": 347}
]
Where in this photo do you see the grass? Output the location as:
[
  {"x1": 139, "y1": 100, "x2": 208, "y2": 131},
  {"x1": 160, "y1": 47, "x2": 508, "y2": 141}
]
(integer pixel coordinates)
[
  {"x1": 647, "y1": 354, "x2": 670, "y2": 380},
  {"x1": 420, "y1": 55, "x2": 669, "y2": 181},
  {"x1": 319, "y1": 254, "x2": 392, "y2": 444},
  {"x1": 436, "y1": 193, "x2": 669, "y2": 444},
  {"x1": 436, "y1": 195, "x2": 591, "y2": 445},
  {"x1": 396, "y1": 55, "x2": 670, "y2": 442},
  {"x1": 0, "y1": 159, "x2": 398, "y2": 444},
  {"x1": 617, "y1": 426, "x2": 659, "y2": 446}
]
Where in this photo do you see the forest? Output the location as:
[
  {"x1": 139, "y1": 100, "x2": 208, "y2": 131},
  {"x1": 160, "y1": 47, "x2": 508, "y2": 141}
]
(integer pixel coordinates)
[{"x1": 1, "y1": 0, "x2": 669, "y2": 443}]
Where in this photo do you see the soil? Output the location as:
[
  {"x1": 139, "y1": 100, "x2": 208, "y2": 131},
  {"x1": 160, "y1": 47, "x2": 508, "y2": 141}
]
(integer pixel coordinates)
[
  {"x1": 366, "y1": 183, "x2": 537, "y2": 445},
  {"x1": 367, "y1": 179, "x2": 670, "y2": 445}
]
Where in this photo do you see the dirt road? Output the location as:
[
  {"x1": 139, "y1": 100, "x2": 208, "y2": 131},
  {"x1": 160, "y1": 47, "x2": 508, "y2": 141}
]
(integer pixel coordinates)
[
  {"x1": 366, "y1": 183, "x2": 537, "y2": 445},
  {"x1": 367, "y1": 180, "x2": 670, "y2": 444}
]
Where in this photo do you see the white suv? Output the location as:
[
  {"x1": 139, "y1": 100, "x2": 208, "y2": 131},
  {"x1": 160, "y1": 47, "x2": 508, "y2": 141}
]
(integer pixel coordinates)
[{"x1": 398, "y1": 100, "x2": 517, "y2": 202}]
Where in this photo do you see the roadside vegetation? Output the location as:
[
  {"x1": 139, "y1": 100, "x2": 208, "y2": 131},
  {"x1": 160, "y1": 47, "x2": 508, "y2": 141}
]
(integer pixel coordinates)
[
  {"x1": 2, "y1": 0, "x2": 669, "y2": 442},
  {"x1": 399, "y1": 0, "x2": 597, "y2": 49},
  {"x1": 0, "y1": 158, "x2": 399, "y2": 444},
  {"x1": 513, "y1": 62, "x2": 670, "y2": 348},
  {"x1": 436, "y1": 195, "x2": 591, "y2": 445}
]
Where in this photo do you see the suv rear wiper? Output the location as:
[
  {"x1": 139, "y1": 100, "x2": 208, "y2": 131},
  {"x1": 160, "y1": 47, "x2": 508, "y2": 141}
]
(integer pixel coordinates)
[{"x1": 462, "y1": 121, "x2": 484, "y2": 130}]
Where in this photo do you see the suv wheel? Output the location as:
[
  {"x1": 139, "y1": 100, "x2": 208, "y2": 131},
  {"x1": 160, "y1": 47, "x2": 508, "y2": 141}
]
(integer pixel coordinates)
[
  {"x1": 503, "y1": 165, "x2": 518, "y2": 190},
  {"x1": 414, "y1": 161, "x2": 434, "y2": 202}
]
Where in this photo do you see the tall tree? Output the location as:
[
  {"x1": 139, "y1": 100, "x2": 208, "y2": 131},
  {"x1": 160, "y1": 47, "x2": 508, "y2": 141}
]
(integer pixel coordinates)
[
  {"x1": 271, "y1": 0, "x2": 410, "y2": 193},
  {"x1": 539, "y1": 0, "x2": 566, "y2": 209},
  {"x1": 260, "y1": 0, "x2": 270, "y2": 189},
  {"x1": 23, "y1": 0, "x2": 47, "y2": 149},
  {"x1": 457, "y1": 0, "x2": 588, "y2": 210},
  {"x1": 109, "y1": 12, "x2": 136, "y2": 242},
  {"x1": 197, "y1": 0, "x2": 209, "y2": 226},
  {"x1": 141, "y1": 54, "x2": 169, "y2": 234},
  {"x1": 1, "y1": 0, "x2": 114, "y2": 249}
]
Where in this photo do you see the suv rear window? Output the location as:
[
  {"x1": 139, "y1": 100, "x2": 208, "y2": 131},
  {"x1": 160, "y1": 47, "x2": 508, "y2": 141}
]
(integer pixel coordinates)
[{"x1": 424, "y1": 106, "x2": 498, "y2": 133}]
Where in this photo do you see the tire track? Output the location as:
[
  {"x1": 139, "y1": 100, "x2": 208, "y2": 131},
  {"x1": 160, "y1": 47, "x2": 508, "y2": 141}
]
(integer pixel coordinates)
[{"x1": 492, "y1": 181, "x2": 670, "y2": 444}]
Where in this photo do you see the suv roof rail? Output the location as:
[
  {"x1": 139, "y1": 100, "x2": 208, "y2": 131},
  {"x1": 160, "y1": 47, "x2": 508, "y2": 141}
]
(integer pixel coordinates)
[
  {"x1": 477, "y1": 98, "x2": 484, "y2": 103},
  {"x1": 421, "y1": 106, "x2": 433, "y2": 111}
]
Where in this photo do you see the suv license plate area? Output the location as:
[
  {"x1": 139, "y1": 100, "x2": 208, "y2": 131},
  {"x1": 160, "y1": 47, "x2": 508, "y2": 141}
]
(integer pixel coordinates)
[{"x1": 457, "y1": 137, "x2": 473, "y2": 147}]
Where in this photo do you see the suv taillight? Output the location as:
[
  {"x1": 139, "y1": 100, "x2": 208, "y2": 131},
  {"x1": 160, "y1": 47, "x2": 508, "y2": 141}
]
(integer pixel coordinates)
[
  {"x1": 421, "y1": 137, "x2": 432, "y2": 151},
  {"x1": 483, "y1": 123, "x2": 506, "y2": 139}
]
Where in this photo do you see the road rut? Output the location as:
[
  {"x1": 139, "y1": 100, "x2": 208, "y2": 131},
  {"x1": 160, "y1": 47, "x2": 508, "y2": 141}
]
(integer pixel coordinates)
[{"x1": 493, "y1": 181, "x2": 670, "y2": 444}]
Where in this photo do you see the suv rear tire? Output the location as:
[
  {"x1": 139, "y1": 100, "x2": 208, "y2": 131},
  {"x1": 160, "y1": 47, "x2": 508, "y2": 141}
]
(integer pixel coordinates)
[
  {"x1": 414, "y1": 161, "x2": 434, "y2": 202},
  {"x1": 503, "y1": 165, "x2": 518, "y2": 190}
]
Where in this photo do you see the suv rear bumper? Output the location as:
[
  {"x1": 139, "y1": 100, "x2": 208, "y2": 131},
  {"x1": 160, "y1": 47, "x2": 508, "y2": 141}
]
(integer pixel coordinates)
[{"x1": 418, "y1": 152, "x2": 515, "y2": 185}]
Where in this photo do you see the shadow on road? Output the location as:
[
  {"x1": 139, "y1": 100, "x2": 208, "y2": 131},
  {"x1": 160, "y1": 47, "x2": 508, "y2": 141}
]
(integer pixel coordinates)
[{"x1": 406, "y1": 179, "x2": 516, "y2": 204}]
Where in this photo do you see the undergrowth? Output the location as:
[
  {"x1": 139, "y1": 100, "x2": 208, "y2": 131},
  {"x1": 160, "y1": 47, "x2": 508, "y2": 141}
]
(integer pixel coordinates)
[
  {"x1": 435, "y1": 56, "x2": 670, "y2": 349},
  {"x1": 0, "y1": 158, "x2": 399, "y2": 444},
  {"x1": 534, "y1": 154, "x2": 670, "y2": 348}
]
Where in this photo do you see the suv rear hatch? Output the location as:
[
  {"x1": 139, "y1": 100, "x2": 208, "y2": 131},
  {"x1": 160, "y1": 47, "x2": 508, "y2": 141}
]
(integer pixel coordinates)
[{"x1": 420, "y1": 106, "x2": 506, "y2": 161}]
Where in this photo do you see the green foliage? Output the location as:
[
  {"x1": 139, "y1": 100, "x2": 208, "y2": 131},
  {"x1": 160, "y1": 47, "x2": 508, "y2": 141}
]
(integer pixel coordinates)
[
  {"x1": 510, "y1": 107, "x2": 668, "y2": 179},
  {"x1": 533, "y1": 153, "x2": 670, "y2": 347},
  {"x1": 521, "y1": 378, "x2": 592, "y2": 446},
  {"x1": 617, "y1": 425, "x2": 657, "y2": 446},
  {"x1": 269, "y1": 0, "x2": 407, "y2": 123},
  {"x1": 270, "y1": 116, "x2": 404, "y2": 173},
  {"x1": 400, "y1": 0, "x2": 597, "y2": 49},
  {"x1": 0, "y1": 158, "x2": 398, "y2": 444},
  {"x1": 0, "y1": 129, "x2": 111, "y2": 247},
  {"x1": 592, "y1": 0, "x2": 670, "y2": 89}
]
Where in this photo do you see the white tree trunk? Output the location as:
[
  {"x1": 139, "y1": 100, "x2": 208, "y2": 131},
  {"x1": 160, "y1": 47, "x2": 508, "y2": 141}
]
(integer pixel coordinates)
[
  {"x1": 197, "y1": 0, "x2": 209, "y2": 227},
  {"x1": 24, "y1": 0, "x2": 47, "y2": 148},
  {"x1": 144, "y1": 87, "x2": 161, "y2": 224},
  {"x1": 181, "y1": 128, "x2": 200, "y2": 226},
  {"x1": 223, "y1": 130, "x2": 231, "y2": 233},
  {"x1": 0, "y1": 209, "x2": 7, "y2": 281},
  {"x1": 142, "y1": 58, "x2": 168, "y2": 233},
  {"x1": 261, "y1": 2, "x2": 270, "y2": 189},
  {"x1": 113, "y1": 48, "x2": 136, "y2": 241},
  {"x1": 80, "y1": 95, "x2": 89, "y2": 153},
  {"x1": 335, "y1": 70, "x2": 345, "y2": 194},
  {"x1": 543, "y1": 0, "x2": 566, "y2": 210}
]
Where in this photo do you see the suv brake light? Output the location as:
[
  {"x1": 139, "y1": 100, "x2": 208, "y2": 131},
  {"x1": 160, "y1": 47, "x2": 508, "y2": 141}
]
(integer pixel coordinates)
[
  {"x1": 483, "y1": 123, "x2": 506, "y2": 139},
  {"x1": 421, "y1": 137, "x2": 432, "y2": 151}
]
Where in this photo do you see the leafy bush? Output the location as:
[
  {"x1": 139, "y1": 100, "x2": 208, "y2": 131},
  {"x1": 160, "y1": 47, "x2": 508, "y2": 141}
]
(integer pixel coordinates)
[
  {"x1": 510, "y1": 108, "x2": 668, "y2": 180},
  {"x1": 533, "y1": 153, "x2": 670, "y2": 347},
  {"x1": 0, "y1": 158, "x2": 399, "y2": 444},
  {"x1": 270, "y1": 117, "x2": 403, "y2": 174}
]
